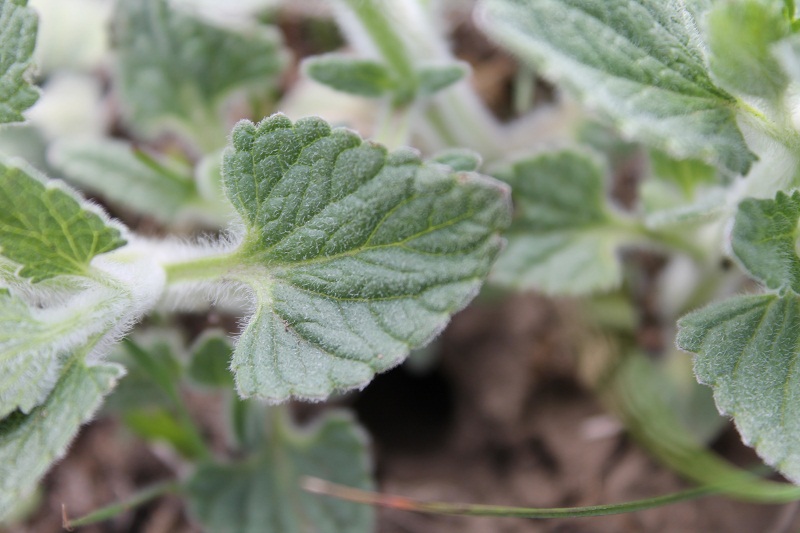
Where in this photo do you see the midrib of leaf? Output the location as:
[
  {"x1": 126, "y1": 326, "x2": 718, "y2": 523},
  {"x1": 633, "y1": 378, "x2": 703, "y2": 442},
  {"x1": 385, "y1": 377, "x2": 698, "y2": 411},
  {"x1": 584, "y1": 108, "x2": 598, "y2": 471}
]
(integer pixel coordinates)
[{"x1": 559, "y1": 1, "x2": 728, "y2": 100}]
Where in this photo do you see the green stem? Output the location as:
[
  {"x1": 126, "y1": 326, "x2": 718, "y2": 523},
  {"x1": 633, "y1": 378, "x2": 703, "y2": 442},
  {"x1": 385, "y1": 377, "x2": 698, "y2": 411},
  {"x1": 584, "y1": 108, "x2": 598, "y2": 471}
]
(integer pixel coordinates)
[
  {"x1": 63, "y1": 480, "x2": 181, "y2": 530},
  {"x1": 162, "y1": 251, "x2": 241, "y2": 285},
  {"x1": 303, "y1": 477, "x2": 714, "y2": 519},
  {"x1": 374, "y1": 102, "x2": 415, "y2": 148}
]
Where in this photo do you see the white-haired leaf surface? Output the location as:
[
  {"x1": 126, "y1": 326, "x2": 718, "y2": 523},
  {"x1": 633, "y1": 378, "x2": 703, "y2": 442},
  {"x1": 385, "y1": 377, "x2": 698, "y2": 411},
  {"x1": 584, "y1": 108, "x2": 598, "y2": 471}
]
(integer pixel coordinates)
[
  {"x1": 0, "y1": 0, "x2": 38, "y2": 124},
  {"x1": 491, "y1": 149, "x2": 627, "y2": 295},
  {"x1": 677, "y1": 191, "x2": 800, "y2": 483},
  {"x1": 0, "y1": 359, "x2": 123, "y2": 519},
  {"x1": 478, "y1": 0, "x2": 756, "y2": 174},
  {"x1": 186, "y1": 411, "x2": 374, "y2": 533},
  {"x1": 222, "y1": 114, "x2": 511, "y2": 402},
  {"x1": 0, "y1": 159, "x2": 126, "y2": 282}
]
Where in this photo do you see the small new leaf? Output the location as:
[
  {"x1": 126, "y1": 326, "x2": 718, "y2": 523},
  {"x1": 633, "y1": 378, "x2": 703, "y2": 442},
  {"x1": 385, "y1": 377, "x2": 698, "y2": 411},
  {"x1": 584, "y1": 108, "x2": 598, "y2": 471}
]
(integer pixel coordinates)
[
  {"x1": 416, "y1": 62, "x2": 469, "y2": 96},
  {"x1": 0, "y1": 159, "x2": 126, "y2": 282},
  {"x1": 0, "y1": 360, "x2": 123, "y2": 519},
  {"x1": 478, "y1": 0, "x2": 756, "y2": 174},
  {"x1": 112, "y1": 0, "x2": 287, "y2": 146},
  {"x1": 186, "y1": 412, "x2": 374, "y2": 533},
  {"x1": 677, "y1": 190, "x2": 800, "y2": 483},
  {"x1": 222, "y1": 115, "x2": 510, "y2": 402},
  {"x1": 491, "y1": 149, "x2": 626, "y2": 295},
  {"x1": 303, "y1": 55, "x2": 396, "y2": 98},
  {"x1": 0, "y1": 0, "x2": 38, "y2": 124}
]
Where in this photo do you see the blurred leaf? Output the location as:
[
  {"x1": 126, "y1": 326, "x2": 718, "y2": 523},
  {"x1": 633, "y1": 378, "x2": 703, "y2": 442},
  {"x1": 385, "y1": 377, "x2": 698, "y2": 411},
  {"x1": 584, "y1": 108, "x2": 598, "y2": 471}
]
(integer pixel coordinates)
[
  {"x1": 112, "y1": 0, "x2": 288, "y2": 148},
  {"x1": 491, "y1": 149, "x2": 628, "y2": 294},
  {"x1": 304, "y1": 55, "x2": 395, "y2": 97},
  {"x1": 0, "y1": 360, "x2": 123, "y2": 519},
  {"x1": 186, "y1": 411, "x2": 374, "y2": 533},
  {"x1": 0, "y1": 0, "x2": 38, "y2": 124},
  {"x1": 49, "y1": 138, "x2": 196, "y2": 223},
  {"x1": 479, "y1": 0, "x2": 755, "y2": 174}
]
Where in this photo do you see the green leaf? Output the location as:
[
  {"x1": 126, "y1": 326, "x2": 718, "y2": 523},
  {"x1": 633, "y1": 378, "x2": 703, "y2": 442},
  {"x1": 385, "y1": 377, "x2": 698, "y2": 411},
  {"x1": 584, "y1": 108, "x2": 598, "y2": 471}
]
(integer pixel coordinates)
[
  {"x1": 112, "y1": 0, "x2": 287, "y2": 147},
  {"x1": 676, "y1": 190, "x2": 800, "y2": 483},
  {"x1": 222, "y1": 114, "x2": 510, "y2": 402},
  {"x1": 706, "y1": 0, "x2": 791, "y2": 101},
  {"x1": 187, "y1": 331, "x2": 234, "y2": 388},
  {"x1": 0, "y1": 0, "x2": 38, "y2": 124},
  {"x1": 490, "y1": 149, "x2": 627, "y2": 295},
  {"x1": 0, "y1": 360, "x2": 123, "y2": 519},
  {"x1": 416, "y1": 62, "x2": 469, "y2": 96},
  {"x1": 730, "y1": 191, "x2": 800, "y2": 293},
  {"x1": 0, "y1": 159, "x2": 126, "y2": 282},
  {"x1": 48, "y1": 138, "x2": 196, "y2": 223},
  {"x1": 677, "y1": 294, "x2": 800, "y2": 483},
  {"x1": 303, "y1": 55, "x2": 395, "y2": 97},
  {"x1": 186, "y1": 411, "x2": 374, "y2": 533},
  {"x1": 478, "y1": 0, "x2": 756, "y2": 175},
  {"x1": 649, "y1": 149, "x2": 719, "y2": 198},
  {"x1": 0, "y1": 283, "x2": 128, "y2": 418}
]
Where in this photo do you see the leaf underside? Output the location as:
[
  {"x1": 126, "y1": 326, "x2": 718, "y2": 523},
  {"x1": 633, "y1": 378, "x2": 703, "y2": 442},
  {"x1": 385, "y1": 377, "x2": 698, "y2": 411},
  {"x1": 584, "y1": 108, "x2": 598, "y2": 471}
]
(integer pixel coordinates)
[
  {"x1": 491, "y1": 149, "x2": 624, "y2": 295},
  {"x1": 479, "y1": 0, "x2": 756, "y2": 175},
  {"x1": 0, "y1": 0, "x2": 38, "y2": 124},
  {"x1": 0, "y1": 159, "x2": 126, "y2": 282},
  {"x1": 0, "y1": 360, "x2": 123, "y2": 519},
  {"x1": 186, "y1": 412, "x2": 374, "y2": 533},
  {"x1": 222, "y1": 114, "x2": 511, "y2": 402}
]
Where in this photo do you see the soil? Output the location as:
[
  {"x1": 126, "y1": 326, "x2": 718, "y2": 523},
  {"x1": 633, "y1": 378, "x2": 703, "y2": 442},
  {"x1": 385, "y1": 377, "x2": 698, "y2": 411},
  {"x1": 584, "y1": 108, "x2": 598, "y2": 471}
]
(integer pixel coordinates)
[{"x1": 4, "y1": 5, "x2": 800, "y2": 533}]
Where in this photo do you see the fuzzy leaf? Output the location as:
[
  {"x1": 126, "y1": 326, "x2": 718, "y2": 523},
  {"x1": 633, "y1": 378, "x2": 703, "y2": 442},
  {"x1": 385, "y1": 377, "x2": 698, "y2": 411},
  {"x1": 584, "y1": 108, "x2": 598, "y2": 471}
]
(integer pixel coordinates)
[
  {"x1": 677, "y1": 294, "x2": 800, "y2": 483},
  {"x1": 303, "y1": 55, "x2": 395, "y2": 97},
  {"x1": 186, "y1": 412, "x2": 374, "y2": 533},
  {"x1": 706, "y1": 0, "x2": 791, "y2": 100},
  {"x1": 431, "y1": 149, "x2": 482, "y2": 172},
  {"x1": 491, "y1": 150, "x2": 626, "y2": 295},
  {"x1": 0, "y1": 360, "x2": 123, "y2": 519},
  {"x1": 222, "y1": 114, "x2": 510, "y2": 402},
  {"x1": 730, "y1": 191, "x2": 800, "y2": 293},
  {"x1": 0, "y1": 0, "x2": 38, "y2": 124},
  {"x1": 0, "y1": 160, "x2": 126, "y2": 282},
  {"x1": 0, "y1": 283, "x2": 128, "y2": 418},
  {"x1": 677, "y1": 190, "x2": 800, "y2": 483},
  {"x1": 49, "y1": 138, "x2": 196, "y2": 223},
  {"x1": 112, "y1": 0, "x2": 287, "y2": 145},
  {"x1": 478, "y1": 0, "x2": 756, "y2": 174}
]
